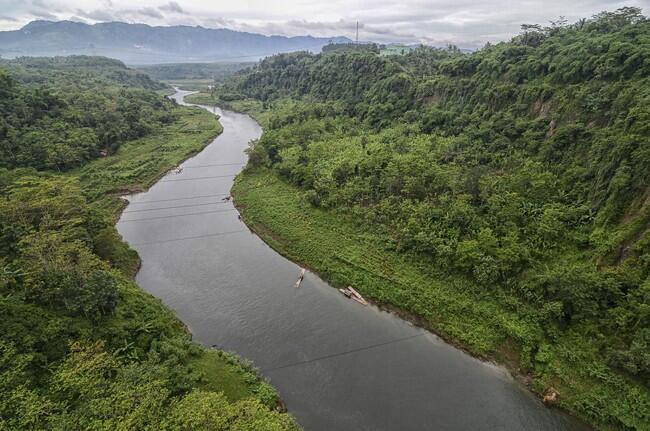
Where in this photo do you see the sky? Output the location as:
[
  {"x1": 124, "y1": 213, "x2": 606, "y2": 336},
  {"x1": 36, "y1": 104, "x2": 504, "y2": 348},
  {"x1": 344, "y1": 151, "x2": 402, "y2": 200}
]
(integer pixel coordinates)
[{"x1": 0, "y1": 0, "x2": 648, "y2": 48}]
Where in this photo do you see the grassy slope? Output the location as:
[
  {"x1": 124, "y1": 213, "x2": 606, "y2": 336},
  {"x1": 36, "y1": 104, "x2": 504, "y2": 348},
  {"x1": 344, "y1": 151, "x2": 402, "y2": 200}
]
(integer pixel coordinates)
[
  {"x1": 69, "y1": 105, "x2": 279, "y2": 407},
  {"x1": 75, "y1": 105, "x2": 221, "y2": 214},
  {"x1": 184, "y1": 91, "x2": 219, "y2": 105},
  {"x1": 232, "y1": 168, "x2": 649, "y2": 430}
]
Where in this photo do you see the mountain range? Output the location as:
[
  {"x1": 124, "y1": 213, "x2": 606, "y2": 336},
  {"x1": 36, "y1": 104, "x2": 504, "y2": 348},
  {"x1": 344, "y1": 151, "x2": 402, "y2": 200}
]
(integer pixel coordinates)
[{"x1": 0, "y1": 20, "x2": 351, "y2": 64}]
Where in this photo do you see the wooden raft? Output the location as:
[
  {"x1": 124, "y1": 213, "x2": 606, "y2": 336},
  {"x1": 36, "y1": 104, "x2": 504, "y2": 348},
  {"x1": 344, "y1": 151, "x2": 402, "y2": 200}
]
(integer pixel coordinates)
[
  {"x1": 338, "y1": 286, "x2": 368, "y2": 305},
  {"x1": 294, "y1": 268, "x2": 306, "y2": 288}
]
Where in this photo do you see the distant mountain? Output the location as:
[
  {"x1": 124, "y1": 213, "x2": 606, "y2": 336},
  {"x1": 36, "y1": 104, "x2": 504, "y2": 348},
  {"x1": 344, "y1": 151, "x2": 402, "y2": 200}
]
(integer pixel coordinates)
[{"x1": 0, "y1": 20, "x2": 352, "y2": 64}]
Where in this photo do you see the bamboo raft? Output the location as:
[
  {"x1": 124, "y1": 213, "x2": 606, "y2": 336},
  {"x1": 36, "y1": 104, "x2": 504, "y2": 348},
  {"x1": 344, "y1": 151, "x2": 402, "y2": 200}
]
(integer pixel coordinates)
[
  {"x1": 294, "y1": 268, "x2": 306, "y2": 288},
  {"x1": 338, "y1": 286, "x2": 368, "y2": 305}
]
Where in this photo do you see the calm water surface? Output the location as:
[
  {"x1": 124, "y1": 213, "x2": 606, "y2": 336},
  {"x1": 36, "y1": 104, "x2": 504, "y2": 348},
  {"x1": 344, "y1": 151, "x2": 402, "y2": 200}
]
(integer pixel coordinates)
[{"x1": 117, "y1": 89, "x2": 589, "y2": 431}]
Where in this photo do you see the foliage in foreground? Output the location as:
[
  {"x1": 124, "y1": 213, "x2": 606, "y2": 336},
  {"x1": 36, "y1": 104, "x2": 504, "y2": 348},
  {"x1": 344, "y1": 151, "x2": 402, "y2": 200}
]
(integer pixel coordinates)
[{"x1": 227, "y1": 8, "x2": 649, "y2": 430}]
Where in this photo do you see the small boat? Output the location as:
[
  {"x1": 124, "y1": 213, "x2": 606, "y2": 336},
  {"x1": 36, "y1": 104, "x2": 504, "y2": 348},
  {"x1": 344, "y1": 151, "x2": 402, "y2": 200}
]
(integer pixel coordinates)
[
  {"x1": 338, "y1": 288, "x2": 352, "y2": 297},
  {"x1": 294, "y1": 268, "x2": 306, "y2": 288}
]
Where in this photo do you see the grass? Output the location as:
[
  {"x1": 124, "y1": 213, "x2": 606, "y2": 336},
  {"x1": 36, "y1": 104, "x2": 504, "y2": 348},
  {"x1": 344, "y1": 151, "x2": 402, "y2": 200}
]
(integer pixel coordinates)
[
  {"x1": 162, "y1": 78, "x2": 215, "y2": 91},
  {"x1": 73, "y1": 105, "x2": 222, "y2": 215},
  {"x1": 156, "y1": 87, "x2": 176, "y2": 97},
  {"x1": 233, "y1": 169, "x2": 528, "y2": 355},
  {"x1": 184, "y1": 91, "x2": 219, "y2": 105},
  {"x1": 189, "y1": 350, "x2": 255, "y2": 401},
  {"x1": 189, "y1": 350, "x2": 282, "y2": 408},
  {"x1": 67, "y1": 104, "x2": 280, "y2": 407},
  {"x1": 232, "y1": 168, "x2": 650, "y2": 430}
]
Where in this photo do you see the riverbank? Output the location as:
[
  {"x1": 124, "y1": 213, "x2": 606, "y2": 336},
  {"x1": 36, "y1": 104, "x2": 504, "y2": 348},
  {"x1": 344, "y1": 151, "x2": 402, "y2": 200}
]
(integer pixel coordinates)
[
  {"x1": 76, "y1": 105, "x2": 222, "y2": 216},
  {"x1": 184, "y1": 91, "x2": 218, "y2": 105},
  {"x1": 65, "y1": 105, "x2": 222, "y2": 276},
  {"x1": 232, "y1": 168, "x2": 647, "y2": 430},
  {"x1": 74, "y1": 105, "x2": 293, "y2": 414},
  {"x1": 184, "y1": 92, "x2": 273, "y2": 126}
]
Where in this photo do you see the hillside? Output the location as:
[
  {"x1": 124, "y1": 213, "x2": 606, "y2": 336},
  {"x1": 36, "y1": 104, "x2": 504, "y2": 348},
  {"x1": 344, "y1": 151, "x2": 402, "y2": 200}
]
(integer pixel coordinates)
[
  {"x1": 0, "y1": 20, "x2": 351, "y2": 64},
  {"x1": 0, "y1": 57, "x2": 297, "y2": 429},
  {"x1": 0, "y1": 56, "x2": 171, "y2": 170},
  {"x1": 223, "y1": 8, "x2": 650, "y2": 430},
  {"x1": 136, "y1": 62, "x2": 254, "y2": 82},
  {"x1": 1, "y1": 55, "x2": 166, "y2": 90}
]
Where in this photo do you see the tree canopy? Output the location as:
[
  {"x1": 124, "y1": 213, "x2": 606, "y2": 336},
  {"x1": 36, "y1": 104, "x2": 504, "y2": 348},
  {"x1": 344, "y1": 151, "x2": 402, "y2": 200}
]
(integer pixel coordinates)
[{"x1": 0, "y1": 56, "x2": 177, "y2": 171}]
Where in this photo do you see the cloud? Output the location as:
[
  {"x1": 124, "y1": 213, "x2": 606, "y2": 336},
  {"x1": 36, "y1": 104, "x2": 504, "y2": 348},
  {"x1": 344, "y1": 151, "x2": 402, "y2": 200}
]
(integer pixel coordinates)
[
  {"x1": 31, "y1": 0, "x2": 48, "y2": 8},
  {"x1": 68, "y1": 15, "x2": 91, "y2": 24},
  {"x1": 76, "y1": 7, "x2": 166, "y2": 23},
  {"x1": 76, "y1": 8, "x2": 117, "y2": 22},
  {"x1": 159, "y1": 2, "x2": 186, "y2": 14},
  {"x1": 137, "y1": 7, "x2": 164, "y2": 19},
  {"x1": 28, "y1": 9, "x2": 58, "y2": 20},
  {"x1": 0, "y1": 15, "x2": 19, "y2": 22},
  {"x1": 0, "y1": 0, "x2": 648, "y2": 46}
]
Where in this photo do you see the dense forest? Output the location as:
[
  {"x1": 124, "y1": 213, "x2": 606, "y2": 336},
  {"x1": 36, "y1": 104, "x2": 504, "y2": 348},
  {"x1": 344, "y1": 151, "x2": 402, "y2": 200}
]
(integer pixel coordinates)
[
  {"x1": 223, "y1": 8, "x2": 649, "y2": 429},
  {"x1": 0, "y1": 56, "x2": 174, "y2": 170},
  {"x1": 137, "y1": 62, "x2": 254, "y2": 82},
  {"x1": 0, "y1": 57, "x2": 297, "y2": 429}
]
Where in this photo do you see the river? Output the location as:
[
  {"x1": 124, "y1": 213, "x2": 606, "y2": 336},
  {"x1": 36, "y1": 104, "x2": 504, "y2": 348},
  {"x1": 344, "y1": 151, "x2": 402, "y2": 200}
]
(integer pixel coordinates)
[{"x1": 116, "y1": 89, "x2": 588, "y2": 431}]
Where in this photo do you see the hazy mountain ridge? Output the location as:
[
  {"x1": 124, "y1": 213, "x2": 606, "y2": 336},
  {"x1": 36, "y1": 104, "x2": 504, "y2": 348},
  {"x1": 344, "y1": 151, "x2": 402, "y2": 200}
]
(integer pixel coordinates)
[{"x1": 0, "y1": 20, "x2": 352, "y2": 64}]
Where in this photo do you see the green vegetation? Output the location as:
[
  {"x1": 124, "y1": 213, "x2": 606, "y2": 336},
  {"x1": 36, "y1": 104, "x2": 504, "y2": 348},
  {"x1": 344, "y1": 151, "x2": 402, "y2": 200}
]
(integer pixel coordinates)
[
  {"x1": 0, "y1": 56, "x2": 297, "y2": 429},
  {"x1": 379, "y1": 44, "x2": 416, "y2": 56},
  {"x1": 227, "y1": 8, "x2": 650, "y2": 430},
  {"x1": 1, "y1": 56, "x2": 167, "y2": 90},
  {"x1": 183, "y1": 92, "x2": 275, "y2": 127},
  {"x1": 222, "y1": 99, "x2": 275, "y2": 127},
  {"x1": 76, "y1": 106, "x2": 221, "y2": 276},
  {"x1": 168, "y1": 79, "x2": 216, "y2": 91},
  {"x1": 137, "y1": 62, "x2": 253, "y2": 82},
  {"x1": 138, "y1": 62, "x2": 254, "y2": 93},
  {"x1": 75, "y1": 106, "x2": 221, "y2": 213},
  {"x1": 0, "y1": 56, "x2": 174, "y2": 171},
  {"x1": 185, "y1": 91, "x2": 220, "y2": 105}
]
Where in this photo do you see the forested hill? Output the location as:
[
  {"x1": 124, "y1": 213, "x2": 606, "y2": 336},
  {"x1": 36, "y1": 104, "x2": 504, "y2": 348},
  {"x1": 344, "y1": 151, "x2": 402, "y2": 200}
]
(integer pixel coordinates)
[
  {"x1": 0, "y1": 20, "x2": 351, "y2": 64},
  {"x1": 137, "y1": 61, "x2": 254, "y2": 82},
  {"x1": 1, "y1": 55, "x2": 165, "y2": 89},
  {"x1": 224, "y1": 8, "x2": 650, "y2": 429},
  {"x1": 0, "y1": 56, "x2": 171, "y2": 170},
  {"x1": 0, "y1": 57, "x2": 298, "y2": 429}
]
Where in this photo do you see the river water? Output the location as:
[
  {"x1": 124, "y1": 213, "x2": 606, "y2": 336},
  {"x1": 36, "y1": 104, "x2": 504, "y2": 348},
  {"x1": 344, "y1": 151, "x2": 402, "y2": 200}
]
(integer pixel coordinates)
[{"x1": 117, "y1": 89, "x2": 588, "y2": 431}]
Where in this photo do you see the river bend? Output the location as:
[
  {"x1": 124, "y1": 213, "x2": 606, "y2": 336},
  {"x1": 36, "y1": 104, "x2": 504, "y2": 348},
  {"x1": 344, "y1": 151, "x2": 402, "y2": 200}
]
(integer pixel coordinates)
[{"x1": 117, "y1": 89, "x2": 587, "y2": 431}]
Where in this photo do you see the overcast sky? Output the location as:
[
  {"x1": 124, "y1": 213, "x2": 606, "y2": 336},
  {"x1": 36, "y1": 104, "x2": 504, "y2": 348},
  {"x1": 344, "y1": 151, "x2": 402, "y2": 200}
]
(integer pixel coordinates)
[{"x1": 0, "y1": 0, "x2": 648, "y2": 47}]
